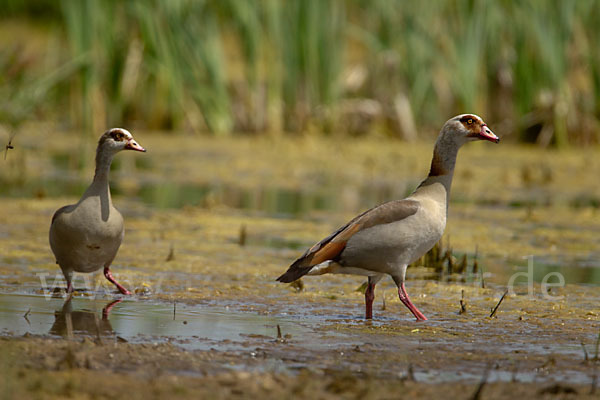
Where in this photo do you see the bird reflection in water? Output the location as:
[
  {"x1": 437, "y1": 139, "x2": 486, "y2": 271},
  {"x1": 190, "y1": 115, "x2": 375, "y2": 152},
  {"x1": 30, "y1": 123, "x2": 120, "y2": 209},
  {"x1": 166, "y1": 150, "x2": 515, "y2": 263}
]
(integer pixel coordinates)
[{"x1": 49, "y1": 295, "x2": 122, "y2": 340}]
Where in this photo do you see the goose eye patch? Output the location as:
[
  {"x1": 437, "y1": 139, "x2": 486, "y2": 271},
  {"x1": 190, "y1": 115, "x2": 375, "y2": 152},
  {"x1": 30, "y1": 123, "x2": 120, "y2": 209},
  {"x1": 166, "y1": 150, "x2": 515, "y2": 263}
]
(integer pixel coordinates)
[{"x1": 460, "y1": 116, "x2": 477, "y2": 126}]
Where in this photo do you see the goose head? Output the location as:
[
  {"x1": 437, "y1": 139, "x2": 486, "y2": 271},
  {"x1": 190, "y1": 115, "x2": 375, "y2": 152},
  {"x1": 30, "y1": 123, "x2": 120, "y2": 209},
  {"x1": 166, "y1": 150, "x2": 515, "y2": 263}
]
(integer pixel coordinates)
[
  {"x1": 97, "y1": 128, "x2": 146, "y2": 155},
  {"x1": 439, "y1": 114, "x2": 499, "y2": 147},
  {"x1": 427, "y1": 114, "x2": 499, "y2": 178}
]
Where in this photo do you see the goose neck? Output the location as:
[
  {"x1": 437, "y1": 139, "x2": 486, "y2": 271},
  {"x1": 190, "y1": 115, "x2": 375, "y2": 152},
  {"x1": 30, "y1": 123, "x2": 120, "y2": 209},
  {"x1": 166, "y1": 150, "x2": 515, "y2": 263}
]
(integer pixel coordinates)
[
  {"x1": 93, "y1": 149, "x2": 115, "y2": 184},
  {"x1": 418, "y1": 140, "x2": 460, "y2": 194}
]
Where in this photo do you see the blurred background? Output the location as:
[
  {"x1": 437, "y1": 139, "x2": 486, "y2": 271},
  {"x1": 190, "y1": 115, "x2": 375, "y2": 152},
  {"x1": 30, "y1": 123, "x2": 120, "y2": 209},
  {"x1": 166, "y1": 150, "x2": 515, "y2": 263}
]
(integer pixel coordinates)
[{"x1": 1, "y1": 0, "x2": 599, "y2": 145}]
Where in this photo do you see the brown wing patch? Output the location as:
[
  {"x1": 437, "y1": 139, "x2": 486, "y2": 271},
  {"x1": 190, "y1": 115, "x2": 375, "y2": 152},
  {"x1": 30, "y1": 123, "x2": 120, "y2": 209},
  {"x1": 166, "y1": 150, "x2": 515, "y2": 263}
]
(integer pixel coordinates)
[
  {"x1": 308, "y1": 199, "x2": 419, "y2": 264},
  {"x1": 310, "y1": 241, "x2": 347, "y2": 265},
  {"x1": 357, "y1": 200, "x2": 420, "y2": 230},
  {"x1": 330, "y1": 222, "x2": 362, "y2": 243},
  {"x1": 276, "y1": 199, "x2": 420, "y2": 283},
  {"x1": 308, "y1": 223, "x2": 362, "y2": 265}
]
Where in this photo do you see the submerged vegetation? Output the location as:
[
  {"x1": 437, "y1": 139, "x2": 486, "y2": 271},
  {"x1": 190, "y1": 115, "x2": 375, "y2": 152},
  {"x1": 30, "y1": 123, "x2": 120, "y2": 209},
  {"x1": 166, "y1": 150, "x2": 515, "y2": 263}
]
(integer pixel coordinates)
[{"x1": 1, "y1": 0, "x2": 600, "y2": 145}]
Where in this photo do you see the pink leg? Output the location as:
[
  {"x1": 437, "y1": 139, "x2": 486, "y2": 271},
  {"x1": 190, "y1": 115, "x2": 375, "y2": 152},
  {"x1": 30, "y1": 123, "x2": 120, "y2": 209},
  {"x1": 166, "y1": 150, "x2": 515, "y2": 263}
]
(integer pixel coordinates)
[
  {"x1": 398, "y1": 282, "x2": 427, "y2": 321},
  {"x1": 103, "y1": 267, "x2": 131, "y2": 295},
  {"x1": 365, "y1": 282, "x2": 376, "y2": 319},
  {"x1": 102, "y1": 299, "x2": 123, "y2": 319},
  {"x1": 66, "y1": 280, "x2": 73, "y2": 293}
]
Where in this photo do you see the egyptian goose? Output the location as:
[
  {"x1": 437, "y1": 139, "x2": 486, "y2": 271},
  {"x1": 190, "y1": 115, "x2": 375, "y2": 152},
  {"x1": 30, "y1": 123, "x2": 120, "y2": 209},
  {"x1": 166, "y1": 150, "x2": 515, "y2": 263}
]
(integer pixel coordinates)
[
  {"x1": 49, "y1": 128, "x2": 146, "y2": 295},
  {"x1": 277, "y1": 114, "x2": 499, "y2": 320}
]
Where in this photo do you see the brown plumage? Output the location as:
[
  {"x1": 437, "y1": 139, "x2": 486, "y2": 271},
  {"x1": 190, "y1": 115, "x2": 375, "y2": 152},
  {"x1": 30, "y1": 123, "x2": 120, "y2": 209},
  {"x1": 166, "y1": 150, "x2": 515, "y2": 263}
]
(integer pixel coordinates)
[{"x1": 277, "y1": 200, "x2": 420, "y2": 282}]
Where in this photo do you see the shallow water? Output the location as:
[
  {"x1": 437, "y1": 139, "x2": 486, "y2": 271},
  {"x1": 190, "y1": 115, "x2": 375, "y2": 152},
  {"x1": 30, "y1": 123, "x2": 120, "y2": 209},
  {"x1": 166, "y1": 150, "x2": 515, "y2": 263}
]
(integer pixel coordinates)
[
  {"x1": 0, "y1": 294, "x2": 317, "y2": 351},
  {"x1": 1, "y1": 290, "x2": 597, "y2": 385}
]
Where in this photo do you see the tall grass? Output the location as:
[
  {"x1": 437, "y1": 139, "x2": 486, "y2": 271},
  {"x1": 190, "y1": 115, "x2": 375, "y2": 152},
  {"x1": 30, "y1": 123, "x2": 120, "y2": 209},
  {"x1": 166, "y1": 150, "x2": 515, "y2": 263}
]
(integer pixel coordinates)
[{"x1": 0, "y1": 0, "x2": 599, "y2": 145}]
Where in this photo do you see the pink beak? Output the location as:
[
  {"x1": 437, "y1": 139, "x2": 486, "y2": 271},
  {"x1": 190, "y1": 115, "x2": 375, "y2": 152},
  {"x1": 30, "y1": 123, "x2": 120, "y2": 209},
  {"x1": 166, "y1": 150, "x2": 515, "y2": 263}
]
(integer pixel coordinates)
[
  {"x1": 478, "y1": 124, "x2": 500, "y2": 143},
  {"x1": 125, "y1": 139, "x2": 146, "y2": 152}
]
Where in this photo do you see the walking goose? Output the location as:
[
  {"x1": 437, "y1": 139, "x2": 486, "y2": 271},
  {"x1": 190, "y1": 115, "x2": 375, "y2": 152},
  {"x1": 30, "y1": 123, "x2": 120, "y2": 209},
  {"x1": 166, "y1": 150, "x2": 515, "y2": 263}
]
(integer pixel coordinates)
[
  {"x1": 49, "y1": 128, "x2": 146, "y2": 294},
  {"x1": 277, "y1": 114, "x2": 499, "y2": 320}
]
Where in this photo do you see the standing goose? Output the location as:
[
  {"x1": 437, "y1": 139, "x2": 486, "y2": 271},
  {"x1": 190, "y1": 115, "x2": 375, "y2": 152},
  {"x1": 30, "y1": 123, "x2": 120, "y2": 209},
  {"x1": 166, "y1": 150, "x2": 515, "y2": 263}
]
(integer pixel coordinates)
[
  {"x1": 277, "y1": 114, "x2": 499, "y2": 320},
  {"x1": 49, "y1": 128, "x2": 146, "y2": 294}
]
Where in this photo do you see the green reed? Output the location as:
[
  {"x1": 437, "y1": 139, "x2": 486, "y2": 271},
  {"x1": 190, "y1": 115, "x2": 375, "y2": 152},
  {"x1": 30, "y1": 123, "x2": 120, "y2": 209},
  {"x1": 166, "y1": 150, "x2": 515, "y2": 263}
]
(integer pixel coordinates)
[{"x1": 0, "y1": 0, "x2": 599, "y2": 145}]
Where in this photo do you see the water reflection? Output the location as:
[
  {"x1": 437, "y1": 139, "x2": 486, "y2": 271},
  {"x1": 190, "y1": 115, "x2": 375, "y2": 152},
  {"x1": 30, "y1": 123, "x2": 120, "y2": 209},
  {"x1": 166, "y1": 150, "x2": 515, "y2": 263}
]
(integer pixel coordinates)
[
  {"x1": 0, "y1": 294, "x2": 311, "y2": 350},
  {"x1": 49, "y1": 296, "x2": 121, "y2": 339},
  {"x1": 134, "y1": 180, "x2": 412, "y2": 214},
  {"x1": 1, "y1": 147, "x2": 412, "y2": 214},
  {"x1": 512, "y1": 256, "x2": 600, "y2": 286},
  {"x1": 137, "y1": 181, "x2": 341, "y2": 213}
]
